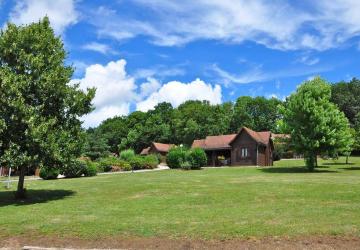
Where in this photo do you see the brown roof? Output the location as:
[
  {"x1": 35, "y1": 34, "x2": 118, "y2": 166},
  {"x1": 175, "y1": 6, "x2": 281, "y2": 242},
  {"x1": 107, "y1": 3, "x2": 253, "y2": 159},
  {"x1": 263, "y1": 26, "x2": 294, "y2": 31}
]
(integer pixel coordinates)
[
  {"x1": 192, "y1": 127, "x2": 272, "y2": 150},
  {"x1": 152, "y1": 142, "x2": 174, "y2": 153},
  {"x1": 140, "y1": 147, "x2": 150, "y2": 155},
  {"x1": 191, "y1": 134, "x2": 237, "y2": 150},
  {"x1": 229, "y1": 127, "x2": 271, "y2": 146}
]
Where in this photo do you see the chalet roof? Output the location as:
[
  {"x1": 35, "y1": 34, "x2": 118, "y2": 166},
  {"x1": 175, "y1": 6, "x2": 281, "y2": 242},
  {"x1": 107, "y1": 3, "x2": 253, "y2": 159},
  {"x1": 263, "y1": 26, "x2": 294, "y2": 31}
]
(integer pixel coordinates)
[
  {"x1": 229, "y1": 127, "x2": 271, "y2": 146},
  {"x1": 140, "y1": 147, "x2": 150, "y2": 155},
  {"x1": 152, "y1": 142, "x2": 174, "y2": 153},
  {"x1": 191, "y1": 134, "x2": 237, "y2": 150},
  {"x1": 192, "y1": 127, "x2": 272, "y2": 150}
]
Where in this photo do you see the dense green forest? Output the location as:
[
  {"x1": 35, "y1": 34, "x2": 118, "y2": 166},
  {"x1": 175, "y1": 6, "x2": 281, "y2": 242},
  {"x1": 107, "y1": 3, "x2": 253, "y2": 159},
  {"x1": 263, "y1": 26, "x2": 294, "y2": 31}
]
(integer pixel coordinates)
[{"x1": 84, "y1": 78, "x2": 360, "y2": 158}]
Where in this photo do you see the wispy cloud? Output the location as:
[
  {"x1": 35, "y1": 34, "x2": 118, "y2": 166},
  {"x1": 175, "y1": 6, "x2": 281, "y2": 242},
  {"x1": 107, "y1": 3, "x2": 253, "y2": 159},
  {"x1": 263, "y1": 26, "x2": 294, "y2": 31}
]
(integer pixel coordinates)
[
  {"x1": 82, "y1": 42, "x2": 113, "y2": 55},
  {"x1": 133, "y1": 65, "x2": 186, "y2": 80},
  {"x1": 211, "y1": 64, "x2": 266, "y2": 85},
  {"x1": 297, "y1": 54, "x2": 320, "y2": 66},
  {"x1": 88, "y1": 0, "x2": 360, "y2": 51},
  {"x1": 211, "y1": 63, "x2": 333, "y2": 85}
]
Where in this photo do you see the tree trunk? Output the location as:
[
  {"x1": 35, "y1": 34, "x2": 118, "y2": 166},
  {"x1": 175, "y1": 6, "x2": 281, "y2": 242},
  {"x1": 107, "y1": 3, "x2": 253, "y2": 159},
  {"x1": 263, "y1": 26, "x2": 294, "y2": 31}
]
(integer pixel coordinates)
[
  {"x1": 315, "y1": 155, "x2": 318, "y2": 168},
  {"x1": 346, "y1": 155, "x2": 349, "y2": 164},
  {"x1": 16, "y1": 165, "x2": 26, "y2": 199}
]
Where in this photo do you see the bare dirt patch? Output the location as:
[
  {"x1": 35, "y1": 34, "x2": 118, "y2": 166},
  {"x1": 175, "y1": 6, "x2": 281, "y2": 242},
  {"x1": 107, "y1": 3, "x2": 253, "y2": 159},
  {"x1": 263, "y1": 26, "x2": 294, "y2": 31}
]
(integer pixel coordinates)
[{"x1": 1, "y1": 235, "x2": 360, "y2": 250}]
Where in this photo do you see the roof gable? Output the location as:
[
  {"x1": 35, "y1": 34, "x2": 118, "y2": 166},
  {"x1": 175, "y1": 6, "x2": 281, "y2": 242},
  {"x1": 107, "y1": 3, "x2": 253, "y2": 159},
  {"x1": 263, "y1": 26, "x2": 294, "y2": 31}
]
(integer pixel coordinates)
[
  {"x1": 152, "y1": 142, "x2": 174, "y2": 153},
  {"x1": 140, "y1": 147, "x2": 150, "y2": 155},
  {"x1": 191, "y1": 134, "x2": 237, "y2": 150},
  {"x1": 229, "y1": 127, "x2": 271, "y2": 146}
]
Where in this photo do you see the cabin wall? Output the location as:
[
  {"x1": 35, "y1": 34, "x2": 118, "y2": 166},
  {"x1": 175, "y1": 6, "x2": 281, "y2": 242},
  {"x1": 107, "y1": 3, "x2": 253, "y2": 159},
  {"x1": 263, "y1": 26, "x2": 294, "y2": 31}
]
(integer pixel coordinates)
[{"x1": 230, "y1": 131, "x2": 257, "y2": 166}]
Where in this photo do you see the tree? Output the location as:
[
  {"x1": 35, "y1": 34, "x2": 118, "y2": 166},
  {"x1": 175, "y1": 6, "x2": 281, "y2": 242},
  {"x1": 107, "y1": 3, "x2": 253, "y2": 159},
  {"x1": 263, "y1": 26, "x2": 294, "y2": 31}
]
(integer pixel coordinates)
[
  {"x1": 97, "y1": 116, "x2": 129, "y2": 154},
  {"x1": 331, "y1": 79, "x2": 360, "y2": 155},
  {"x1": 331, "y1": 78, "x2": 360, "y2": 126},
  {"x1": 282, "y1": 77, "x2": 353, "y2": 170},
  {"x1": 83, "y1": 128, "x2": 110, "y2": 160},
  {"x1": 231, "y1": 96, "x2": 282, "y2": 133},
  {"x1": 0, "y1": 18, "x2": 95, "y2": 198}
]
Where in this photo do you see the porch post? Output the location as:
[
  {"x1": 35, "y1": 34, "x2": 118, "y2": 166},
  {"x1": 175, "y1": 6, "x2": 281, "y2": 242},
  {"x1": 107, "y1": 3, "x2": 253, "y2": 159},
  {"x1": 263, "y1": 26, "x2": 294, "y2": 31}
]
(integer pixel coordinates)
[{"x1": 211, "y1": 151, "x2": 216, "y2": 166}]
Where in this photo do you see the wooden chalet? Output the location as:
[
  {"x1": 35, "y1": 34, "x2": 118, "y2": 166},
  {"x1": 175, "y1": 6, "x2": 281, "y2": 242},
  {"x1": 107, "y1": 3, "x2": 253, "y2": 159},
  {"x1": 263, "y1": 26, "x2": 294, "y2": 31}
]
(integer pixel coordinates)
[{"x1": 192, "y1": 127, "x2": 274, "y2": 167}]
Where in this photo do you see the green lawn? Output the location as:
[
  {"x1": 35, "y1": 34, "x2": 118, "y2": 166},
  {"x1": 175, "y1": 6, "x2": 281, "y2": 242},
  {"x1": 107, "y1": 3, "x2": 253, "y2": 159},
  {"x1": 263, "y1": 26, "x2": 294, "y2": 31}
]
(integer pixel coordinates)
[{"x1": 1, "y1": 157, "x2": 360, "y2": 239}]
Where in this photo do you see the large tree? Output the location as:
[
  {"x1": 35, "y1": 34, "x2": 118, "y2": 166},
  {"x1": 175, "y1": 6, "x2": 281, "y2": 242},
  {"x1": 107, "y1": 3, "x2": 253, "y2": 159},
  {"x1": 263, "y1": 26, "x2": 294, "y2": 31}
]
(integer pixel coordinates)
[
  {"x1": 0, "y1": 18, "x2": 94, "y2": 198},
  {"x1": 331, "y1": 78, "x2": 360, "y2": 126},
  {"x1": 282, "y1": 77, "x2": 353, "y2": 170},
  {"x1": 230, "y1": 96, "x2": 282, "y2": 133},
  {"x1": 331, "y1": 78, "x2": 360, "y2": 153}
]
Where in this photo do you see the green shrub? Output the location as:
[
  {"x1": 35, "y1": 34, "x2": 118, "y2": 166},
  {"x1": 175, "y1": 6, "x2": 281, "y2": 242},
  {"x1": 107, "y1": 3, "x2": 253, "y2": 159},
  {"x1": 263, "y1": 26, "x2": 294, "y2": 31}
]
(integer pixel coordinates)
[
  {"x1": 97, "y1": 157, "x2": 122, "y2": 172},
  {"x1": 62, "y1": 160, "x2": 87, "y2": 178},
  {"x1": 120, "y1": 149, "x2": 135, "y2": 161},
  {"x1": 129, "y1": 156, "x2": 144, "y2": 170},
  {"x1": 143, "y1": 154, "x2": 159, "y2": 169},
  {"x1": 39, "y1": 167, "x2": 60, "y2": 180},
  {"x1": 166, "y1": 147, "x2": 187, "y2": 168},
  {"x1": 180, "y1": 161, "x2": 192, "y2": 170},
  {"x1": 84, "y1": 163, "x2": 97, "y2": 177},
  {"x1": 188, "y1": 148, "x2": 207, "y2": 169},
  {"x1": 98, "y1": 156, "x2": 133, "y2": 172},
  {"x1": 122, "y1": 163, "x2": 132, "y2": 171}
]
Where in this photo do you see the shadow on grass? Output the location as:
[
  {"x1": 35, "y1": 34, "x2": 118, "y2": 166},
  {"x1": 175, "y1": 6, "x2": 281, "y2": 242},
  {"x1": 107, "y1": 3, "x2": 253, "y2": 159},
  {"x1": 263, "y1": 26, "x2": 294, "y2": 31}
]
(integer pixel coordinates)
[
  {"x1": 339, "y1": 167, "x2": 360, "y2": 170},
  {"x1": 0, "y1": 189, "x2": 75, "y2": 207},
  {"x1": 323, "y1": 162, "x2": 355, "y2": 166},
  {"x1": 259, "y1": 167, "x2": 338, "y2": 174}
]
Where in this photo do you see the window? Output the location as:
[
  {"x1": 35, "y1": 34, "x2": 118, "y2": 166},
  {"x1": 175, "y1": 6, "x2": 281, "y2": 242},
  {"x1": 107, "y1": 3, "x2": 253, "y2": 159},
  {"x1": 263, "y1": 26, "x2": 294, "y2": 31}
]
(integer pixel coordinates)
[{"x1": 241, "y1": 148, "x2": 249, "y2": 158}]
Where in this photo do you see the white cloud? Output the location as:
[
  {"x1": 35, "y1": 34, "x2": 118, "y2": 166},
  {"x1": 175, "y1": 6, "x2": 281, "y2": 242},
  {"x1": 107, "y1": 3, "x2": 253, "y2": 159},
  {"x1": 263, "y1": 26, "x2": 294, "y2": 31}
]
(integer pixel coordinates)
[
  {"x1": 91, "y1": 0, "x2": 360, "y2": 50},
  {"x1": 9, "y1": 0, "x2": 78, "y2": 34},
  {"x1": 70, "y1": 59, "x2": 222, "y2": 127},
  {"x1": 82, "y1": 42, "x2": 112, "y2": 54},
  {"x1": 139, "y1": 78, "x2": 161, "y2": 98},
  {"x1": 71, "y1": 59, "x2": 137, "y2": 127},
  {"x1": 136, "y1": 78, "x2": 222, "y2": 112}
]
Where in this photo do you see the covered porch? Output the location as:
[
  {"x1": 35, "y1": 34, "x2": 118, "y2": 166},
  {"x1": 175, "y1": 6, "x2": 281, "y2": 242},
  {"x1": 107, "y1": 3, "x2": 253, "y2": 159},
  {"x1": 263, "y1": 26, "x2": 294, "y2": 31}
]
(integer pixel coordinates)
[{"x1": 205, "y1": 149, "x2": 232, "y2": 166}]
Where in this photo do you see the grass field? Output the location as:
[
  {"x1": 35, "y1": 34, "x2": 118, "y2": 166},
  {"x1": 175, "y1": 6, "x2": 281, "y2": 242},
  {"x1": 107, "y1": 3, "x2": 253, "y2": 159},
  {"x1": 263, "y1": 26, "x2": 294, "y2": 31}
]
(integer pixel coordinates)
[{"x1": 1, "y1": 157, "x2": 360, "y2": 240}]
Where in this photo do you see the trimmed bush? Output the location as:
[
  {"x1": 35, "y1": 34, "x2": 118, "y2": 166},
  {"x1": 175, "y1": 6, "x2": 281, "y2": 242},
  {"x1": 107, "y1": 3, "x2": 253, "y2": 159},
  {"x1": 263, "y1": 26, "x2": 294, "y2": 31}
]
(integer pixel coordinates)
[
  {"x1": 122, "y1": 163, "x2": 132, "y2": 171},
  {"x1": 188, "y1": 148, "x2": 207, "y2": 169},
  {"x1": 39, "y1": 167, "x2": 60, "y2": 180},
  {"x1": 166, "y1": 147, "x2": 187, "y2": 168},
  {"x1": 180, "y1": 161, "x2": 192, "y2": 170},
  {"x1": 84, "y1": 163, "x2": 97, "y2": 177},
  {"x1": 129, "y1": 156, "x2": 144, "y2": 170},
  {"x1": 143, "y1": 154, "x2": 159, "y2": 169},
  {"x1": 120, "y1": 149, "x2": 135, "y2": 161},
  {"x1": 98, "y1": 156, "x2": 133, "y2": 172},
  {"x1": 62, "y1": 160, "x2": 87, "y2": 178}
]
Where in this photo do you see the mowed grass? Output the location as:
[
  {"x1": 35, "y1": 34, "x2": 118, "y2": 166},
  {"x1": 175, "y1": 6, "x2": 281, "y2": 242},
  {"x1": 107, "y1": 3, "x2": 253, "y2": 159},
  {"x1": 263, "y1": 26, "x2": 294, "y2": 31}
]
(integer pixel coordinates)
[{"x1": 1, "y1": 157, "x2": 360, "y2": 239}]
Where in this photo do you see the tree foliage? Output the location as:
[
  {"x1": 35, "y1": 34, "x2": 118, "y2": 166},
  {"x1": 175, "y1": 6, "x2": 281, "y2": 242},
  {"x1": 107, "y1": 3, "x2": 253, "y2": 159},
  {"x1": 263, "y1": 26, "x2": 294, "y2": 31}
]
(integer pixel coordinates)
[
  {"x1": 331, "y1": 78, "x2": 360, "y2": 153},
  {"x1": 282, "y1": 77, "x2": 353, "y2": 170},
  {"x1": 0, "y1": 18, "x2": 94, "y2": 197},
  {"x1": 90, "y1": 97, "x2": 283, "y2": 157}
]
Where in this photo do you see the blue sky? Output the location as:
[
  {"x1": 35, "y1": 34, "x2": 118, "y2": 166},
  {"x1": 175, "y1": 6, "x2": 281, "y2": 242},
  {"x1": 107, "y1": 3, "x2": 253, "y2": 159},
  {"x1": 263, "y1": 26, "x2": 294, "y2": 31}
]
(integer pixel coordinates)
[{"x1": 1, "y1": 0, "x2": 360, "y2": 127}]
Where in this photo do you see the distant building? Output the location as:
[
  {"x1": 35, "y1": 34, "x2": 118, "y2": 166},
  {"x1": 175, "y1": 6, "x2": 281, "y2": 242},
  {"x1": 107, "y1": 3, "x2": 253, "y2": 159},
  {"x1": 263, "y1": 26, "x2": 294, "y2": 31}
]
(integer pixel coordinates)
[
  {"x1": 192, "y1": 127, "x2": 274, "y2": 166},
  {"x1": 140, "y1": 142, "x2": 175, "y2": 156}
]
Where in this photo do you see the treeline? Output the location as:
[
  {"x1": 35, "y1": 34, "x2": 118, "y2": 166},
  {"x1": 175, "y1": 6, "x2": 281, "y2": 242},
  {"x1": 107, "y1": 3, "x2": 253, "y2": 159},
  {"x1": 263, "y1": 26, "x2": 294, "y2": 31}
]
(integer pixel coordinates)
[{"x1": 84, "y1": 78, "x2": 360, "y2": 159}]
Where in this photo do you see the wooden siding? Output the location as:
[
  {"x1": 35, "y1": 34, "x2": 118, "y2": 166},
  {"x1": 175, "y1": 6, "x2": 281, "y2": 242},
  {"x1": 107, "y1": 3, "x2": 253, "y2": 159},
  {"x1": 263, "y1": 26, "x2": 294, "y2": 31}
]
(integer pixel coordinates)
[
  {"x1": 230, "y1": 130, "x2": 257, "y2": 166},
  {"x1": 230, "y1": 129, "x2": 273, "y2": 166}
]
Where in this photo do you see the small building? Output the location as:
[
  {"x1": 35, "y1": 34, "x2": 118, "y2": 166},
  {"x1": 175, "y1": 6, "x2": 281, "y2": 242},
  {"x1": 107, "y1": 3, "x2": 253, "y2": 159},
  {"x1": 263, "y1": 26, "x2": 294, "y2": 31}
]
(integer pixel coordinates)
[
  {"x1": 140, "y1": 142, "x2": 174, "y2": 156},
  {"x1": 192, "y1": 127, "x2": 274, "y2": 167}
]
